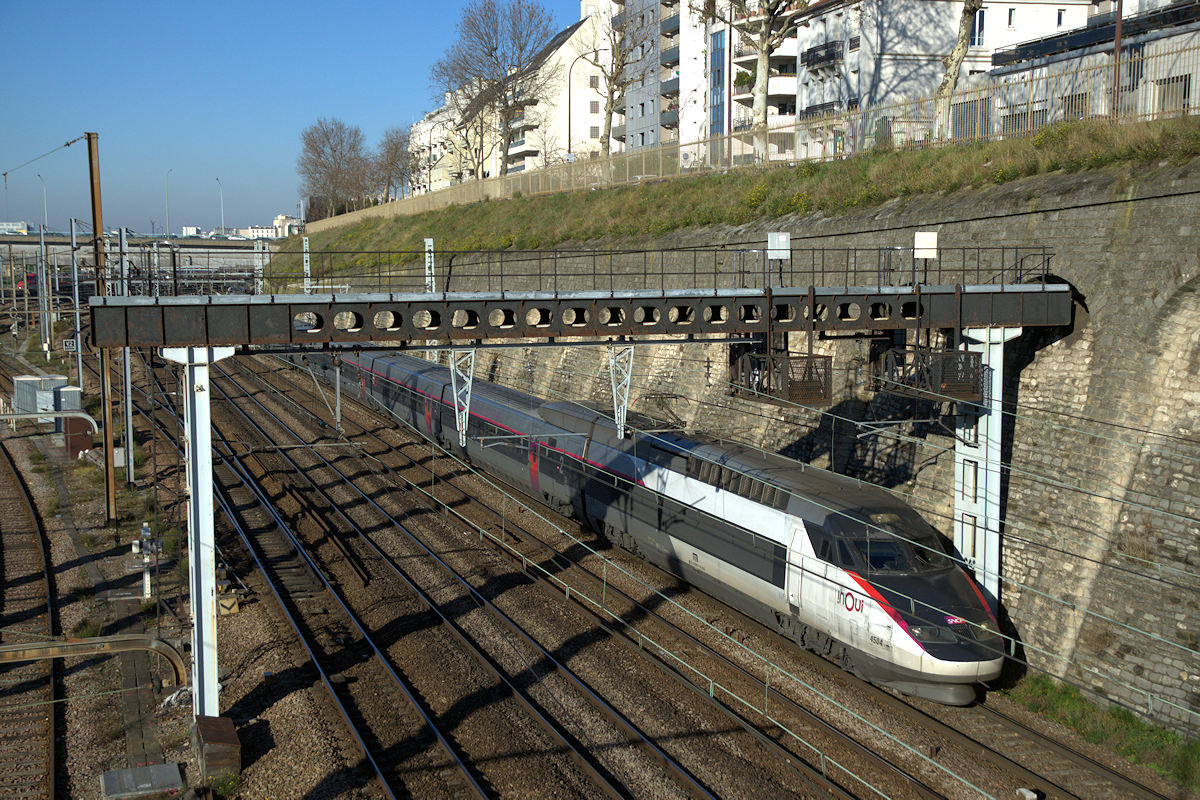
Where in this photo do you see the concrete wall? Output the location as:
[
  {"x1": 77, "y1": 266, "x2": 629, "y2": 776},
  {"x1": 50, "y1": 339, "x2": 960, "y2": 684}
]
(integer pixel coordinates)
[{"x1": 456, "y1": 161, "x2": 1200, "y2": 733}]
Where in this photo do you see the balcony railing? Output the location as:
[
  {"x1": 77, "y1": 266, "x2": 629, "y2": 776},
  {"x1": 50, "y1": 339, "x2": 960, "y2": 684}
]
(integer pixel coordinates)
[
  {"x1": 612, "y1": 123, "x2": 626, "y2": 140},
  {"x1": 802, "y1": 40, "x2": 844, "y2": 70},
  {"x1": 660, "y1": 76, "x2": 680, "y2": 96},
  {"x1": 660, "y1": 45, "x2": 680, "y2": 66},
  {"x1": 660, "y1": 108, "x2": 679, "y2": 127},
  {"x1": 661, "y1": 13, "x2": 680, "y2": 35},
  {"x1": 800, "y1": 100, "x2": 844, "y2": 118}
]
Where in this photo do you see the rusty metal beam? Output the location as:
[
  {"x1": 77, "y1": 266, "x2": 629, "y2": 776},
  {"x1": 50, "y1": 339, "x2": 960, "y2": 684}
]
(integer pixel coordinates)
[
  {"x1": 90, "y1": 284, "x2": 1072, "y2": 349},
  {"x1": 0, "y1": 634, "x2": 187, "y2": 687}
]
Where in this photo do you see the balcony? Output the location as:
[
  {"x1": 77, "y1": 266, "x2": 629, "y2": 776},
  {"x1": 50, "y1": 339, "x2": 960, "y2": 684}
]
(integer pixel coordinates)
[
  {"x1": 660, "y1": 13, "x2": 680, "y2": 35},
  {"x1": 612, "y1": 123, "x2": 626, "y2": 141},
  {"x1": 802, "y1": 40, "x2": 844, "y2": 71},
  {"x1": 660, "y1": 108, "x2": 679, "y2": 127},
  {"x1": 508, "y1": 137, "x2": 539, "y2": 157},
  {"x1": 660, "y1": 76, "x2": 679, "y2": 96},
  {"x1": 510, "y1": 113, "x2": 537, "y2": 131},
  {"x1": 800, "y1": 100, "x2": 844, "y2": 118},
  {"x1": 732, "y1": 112, "x2": 797, "y2": 132},
  {"x1": 660, "y1": 45, "x2": 680, "y2": 66},
  {"x1": 732, "y1": 74, "x2": 798, "y2": 104}
]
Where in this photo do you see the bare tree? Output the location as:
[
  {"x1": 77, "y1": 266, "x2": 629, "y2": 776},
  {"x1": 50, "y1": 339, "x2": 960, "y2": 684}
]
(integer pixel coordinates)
[
  {"x1": 433, "y1": 0, "x2": 559, "y2": 176},
  {"x1": 427, "y1": 72, "x2": 498, "y2": 182},
  {"x1": 376, "y1": 127, "x2": 416, "y2": 200},
  {"x1": 576, "y1": 8, "x2": 651, "y2": 158},
  {"x1": 935, "y1": 0, "x2": 984, "y2": 138},
  {"x1": 529, "y1": 113, "x2": 568, "y2": 167},
  {"x1": 694, "y1": 1, "x2": 807, "y2": 160},
  {"x1": 938, "y1": 0, "x2": 984, "y2": 99},
  {"x1": 297, "y1": 117, "x2": 369, "y2": 218}
]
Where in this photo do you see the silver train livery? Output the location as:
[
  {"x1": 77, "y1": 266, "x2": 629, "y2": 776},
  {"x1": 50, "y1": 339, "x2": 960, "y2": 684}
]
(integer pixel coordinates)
[{"x1": 301, "y1": 349, "x2": 1005, "y2": 704}]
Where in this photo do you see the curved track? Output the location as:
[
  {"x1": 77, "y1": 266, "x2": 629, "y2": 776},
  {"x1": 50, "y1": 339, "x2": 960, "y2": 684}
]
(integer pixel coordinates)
[{"x1": 0, "y1": 440, "x2": 58, "y2": 800}]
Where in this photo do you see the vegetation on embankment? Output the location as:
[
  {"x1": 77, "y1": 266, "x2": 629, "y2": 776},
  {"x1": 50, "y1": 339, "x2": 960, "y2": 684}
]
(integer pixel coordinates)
[
  {"x1": 1005, "y1": 674, "x2": 1200, "y2": 790},
  {"x1": 273, "y1": 115, "x2": 1200, "y2": 274}
]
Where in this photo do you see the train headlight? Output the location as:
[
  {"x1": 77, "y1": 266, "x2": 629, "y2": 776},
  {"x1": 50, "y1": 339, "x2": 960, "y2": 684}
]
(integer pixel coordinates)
[
  {"x1": 974, "y1": 619, "x2": 1000, "y2": 640},
  {"x1": 909, "y1": 626, "x2": 954, "y2": 643}
]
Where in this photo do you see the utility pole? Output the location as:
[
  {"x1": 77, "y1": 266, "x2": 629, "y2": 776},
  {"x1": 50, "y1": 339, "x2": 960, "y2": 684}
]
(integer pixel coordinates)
[{"x1": 87, "y1": 132, "x2": 118, "y2": 527}]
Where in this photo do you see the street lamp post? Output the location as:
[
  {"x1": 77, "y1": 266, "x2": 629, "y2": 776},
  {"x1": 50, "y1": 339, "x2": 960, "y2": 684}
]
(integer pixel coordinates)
[
  {"x1": 215, "y1": 177, "x2": 224, "y2": 236},
  {"x1": 567, "y1": 49, "x2": 604, "y2": 156},
  {"x1": 165, "y1": 169, "x2": 173, "y2": 239},
  {"x1": 36, "y1": 173, "x2": 47, "y2": 230}
]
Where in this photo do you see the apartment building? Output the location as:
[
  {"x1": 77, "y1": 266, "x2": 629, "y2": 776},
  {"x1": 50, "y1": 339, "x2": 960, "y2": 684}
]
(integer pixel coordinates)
[
  {"x1": 506, "y1": 15, "x2": 610, "y2": 172},
  {"x1": 610, "y1": 0, "x2": 709, "y2": 150},
  {"x1": 786, "y1": 0, "x2": 1091, "y2": 117},
  {"x1": 409, "y1": 104, "x2": 461, "y2": 196}
]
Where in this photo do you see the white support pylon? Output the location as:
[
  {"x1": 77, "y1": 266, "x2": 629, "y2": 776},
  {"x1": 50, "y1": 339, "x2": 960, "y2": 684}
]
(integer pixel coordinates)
[
  {"x1": 162, "y1": 345, "x2": 235, "y2": 719},
  {"x1": 954, "y1": 327, "x2": 1021, "y2": 613},
  {"x1": 609, "y1": 343, "x2": 634, "y2": 439},
  {"x1": 448, "y1": 348, "x2": 475, "y2": 448}
]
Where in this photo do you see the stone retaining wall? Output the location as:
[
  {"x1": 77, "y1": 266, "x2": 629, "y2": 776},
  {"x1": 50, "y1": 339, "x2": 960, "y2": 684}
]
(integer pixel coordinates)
[{"x1": 445, "y1": 162, "x2": 1200, "y2": 733}]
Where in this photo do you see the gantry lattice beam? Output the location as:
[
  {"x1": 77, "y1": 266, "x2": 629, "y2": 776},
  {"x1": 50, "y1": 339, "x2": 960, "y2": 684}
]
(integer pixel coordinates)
[{"x1": 90, "y1": 284, "x2": 1071, "y2": 348}]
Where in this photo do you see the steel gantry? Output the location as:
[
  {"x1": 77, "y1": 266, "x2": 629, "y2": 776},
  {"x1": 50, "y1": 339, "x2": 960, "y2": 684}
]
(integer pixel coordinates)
[{"x1": 88, "y1": 279, "x2": 1072, "y2": 721}]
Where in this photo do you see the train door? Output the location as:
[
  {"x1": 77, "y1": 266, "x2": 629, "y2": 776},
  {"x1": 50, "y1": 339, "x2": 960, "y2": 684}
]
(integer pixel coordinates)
[{"x1": 786, "y1": 524, "x2": 805, "y2": 610}]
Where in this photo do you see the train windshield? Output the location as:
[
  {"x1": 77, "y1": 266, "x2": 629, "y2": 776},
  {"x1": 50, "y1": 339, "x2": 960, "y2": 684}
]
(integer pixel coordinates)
[{"x1": 833, "y1": 509, "x2": 953, "y2": 575}]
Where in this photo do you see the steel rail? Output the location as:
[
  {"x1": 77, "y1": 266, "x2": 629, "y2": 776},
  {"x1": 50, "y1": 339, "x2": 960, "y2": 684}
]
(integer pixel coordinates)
[
  {"x1": 253, "y1": 356, "x2": 949, "y2": 800},
  {"x1": 352, "y1": 408, "x2": 946, "y2": 800},
  {"x1": 213, "y1": 367, "x2": 707, "y2": 800},
  {"x1": 0, "y1": 439, "x2": 57, "y2": 800},
  {"x1": 232, "y1": 360, "x2": 873, "y2": 799},
  {"x1": 131, "y1": 354, "x2": 462, "y2": 800},
  {"x1": 973, "y1": 701, "x2": 1169, "y2": 800}
]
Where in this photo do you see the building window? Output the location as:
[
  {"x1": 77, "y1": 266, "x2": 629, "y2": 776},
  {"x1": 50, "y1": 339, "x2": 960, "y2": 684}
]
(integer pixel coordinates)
[
  {"x1": 590, "y1": 125, "x2": 600, "y2": 139},
  {"x1": 1056, "y1": 8, "x2": 1065, "y2": 27},
  {"x1": 1007, "y1": 8, "x2": 1015, "y2": 28},
  {"x1": 639, "y1": 102, "x2": 645, "y2": 116},
  {"x1": 589, "y1": 75, "x2": 599, "y2": 89},
  {"x1": 969, "y1": 8, "x2": 985, "y2": 46},
  {"x1": 710, "y1": 30, "x2": 725, "y2": 136},
  {"x1": 1157, "y1": 74, "x2": 1191, "y2": 114},
  {"x1": 590, "y1": 100, "x2": 600, "y2": 113}
]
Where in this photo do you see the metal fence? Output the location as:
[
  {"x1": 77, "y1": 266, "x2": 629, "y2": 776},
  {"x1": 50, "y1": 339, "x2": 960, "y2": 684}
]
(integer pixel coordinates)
[
  {"x1": 308, "y1": 33, "x2": 1200, "y2": 235},
  {"x1": 250, "y1": 244, "x2": 1054, "y2": 297}
]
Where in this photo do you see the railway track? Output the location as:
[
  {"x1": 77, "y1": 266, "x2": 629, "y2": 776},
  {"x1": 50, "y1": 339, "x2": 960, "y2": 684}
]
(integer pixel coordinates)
[
  {"x1": 226, "y1": 357, "x2": 958, "y2": 798},
  {"x1": 254, "y1": 353, "x2": 1180, "y2": 800},
  {"x1": 83, "y1": 346, "x2": 1182, "y2": 799},
  {"x1": 211, "y1": 364, "x2": 734, "y2": 799},
  {"x1": 135, "y1": 354, "x2": 482, "y2": 798},
  {"x1": 0, "y1": 440, "x2": 58, "y2": 800}
]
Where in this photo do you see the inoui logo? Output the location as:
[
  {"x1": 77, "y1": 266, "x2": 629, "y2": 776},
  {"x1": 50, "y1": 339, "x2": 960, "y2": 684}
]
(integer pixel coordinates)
[{"x1": 838, "y1": 590, "x2": 865, "y2": 613}]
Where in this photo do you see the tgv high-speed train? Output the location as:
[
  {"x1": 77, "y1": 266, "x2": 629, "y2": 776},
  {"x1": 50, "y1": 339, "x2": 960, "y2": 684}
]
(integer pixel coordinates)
[{"x1": 298, "y1": 349, "x2": 1005, "y2": 704}]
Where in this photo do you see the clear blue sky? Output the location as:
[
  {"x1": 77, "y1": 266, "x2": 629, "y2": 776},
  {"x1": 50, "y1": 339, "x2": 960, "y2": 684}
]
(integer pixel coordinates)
[{"x1": 0, "y1": 0, "x2": 582, "y2": 235}]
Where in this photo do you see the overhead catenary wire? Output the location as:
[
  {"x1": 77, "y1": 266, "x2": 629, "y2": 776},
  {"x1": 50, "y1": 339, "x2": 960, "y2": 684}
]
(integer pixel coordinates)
[
  {"x1": 507, "y1": 364, "x2": 1200, "y2": 727},
  {"x1": 515, "y1": 350, "x2": 1200, "y2": 588},
  {"x1": 331, "y1": 347, "x2": 1200, "y2": 735},
  {"x1": 292, "y1": 357, "x2": 999, "y2": 800},
  {"x1": 485, "y1": 350, "x2": 1200, "y2": 672}
]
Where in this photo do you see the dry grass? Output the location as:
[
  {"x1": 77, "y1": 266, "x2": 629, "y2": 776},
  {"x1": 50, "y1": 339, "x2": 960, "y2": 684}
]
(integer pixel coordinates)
[{"x1": 273, "y1": 115, "x2": 1200, "y2": 275}]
